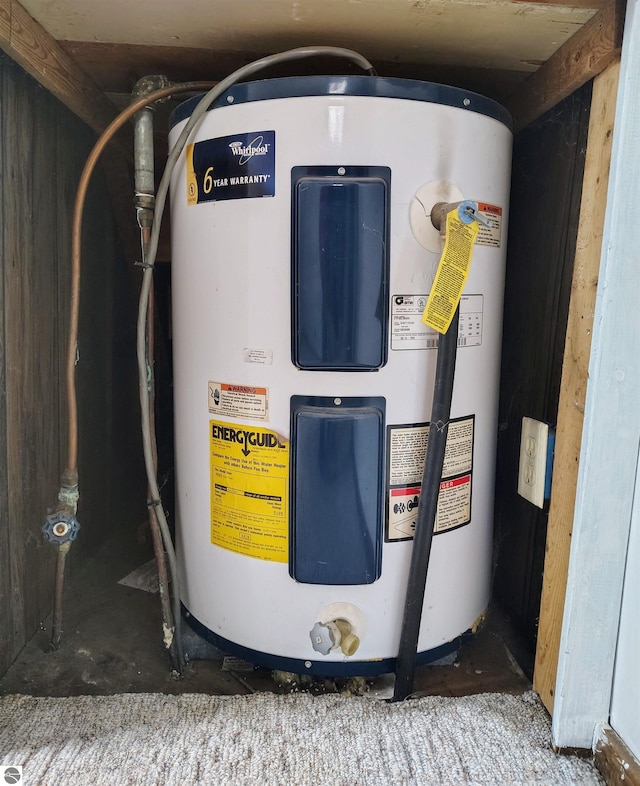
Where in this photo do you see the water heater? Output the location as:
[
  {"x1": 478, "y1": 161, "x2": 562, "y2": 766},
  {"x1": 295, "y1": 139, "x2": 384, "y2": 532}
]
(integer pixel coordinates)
[{"x1": 169, "y1": 76, "x2": 512, "y2": 675}]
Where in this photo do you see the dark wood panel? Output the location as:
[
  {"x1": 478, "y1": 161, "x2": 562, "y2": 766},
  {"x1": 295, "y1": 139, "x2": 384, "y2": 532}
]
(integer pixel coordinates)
[
  {"x1": 8, "y1": 55, "x2": 60, "y2": 638},
  {"x1": 493, "y1": 82, "x2": 592, "y2": 652},
  {"x1": 0, "y1": 51, "x2": 146, "y2": 678},
  {"x1": 0, "y1": 55, "x2": 12, "y2": 674},
  {"x1": 3, "y1": 52, "x2": 42, "y2": 660}
]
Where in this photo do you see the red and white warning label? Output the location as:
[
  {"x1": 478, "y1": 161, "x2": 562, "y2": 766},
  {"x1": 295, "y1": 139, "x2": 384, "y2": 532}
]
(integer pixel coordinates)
[
  {"x1": 474, "y1": 203, "x2": 502, "y2": 248},
  {"x1": 386, "y1": 415, "x2": 474, "y2": 541},
  {"x1": 208, "y1": 381, "x2": 269, "y2": 421}
]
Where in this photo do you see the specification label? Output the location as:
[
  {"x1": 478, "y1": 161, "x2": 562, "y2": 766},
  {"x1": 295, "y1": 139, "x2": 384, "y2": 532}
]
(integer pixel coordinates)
[
  {"x1": 386, "y1": 415, "x2": 475, "y2": 541},
  {"x1": 391, "y1": 294, "x2": 483, "y2": 351},
  {"x1": 209, "y1": 420, "x2": 288, "y2": 561},
  {"x1": 243, "y1": 348, "x2": 273, "y2": 365},
  {"x1": 208, "y1": 381, "x2": 269, "y2": 421}
]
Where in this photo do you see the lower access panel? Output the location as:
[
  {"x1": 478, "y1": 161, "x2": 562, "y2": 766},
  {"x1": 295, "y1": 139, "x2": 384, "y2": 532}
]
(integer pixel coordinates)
[{"x1": 290, "y1": 396, "x2": 385, "y2": 585}]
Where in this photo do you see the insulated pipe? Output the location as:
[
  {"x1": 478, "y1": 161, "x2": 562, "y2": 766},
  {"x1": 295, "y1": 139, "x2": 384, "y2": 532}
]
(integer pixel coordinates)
[
  {"x1": 133, "y1": 77, "x2": 161, "y2": 197},
  {"x1": 134, "y1": 106, "x2": 155, "y2": 196},
  {"x1": 393, "y1": 205, "x2": 464, "y2": 702},
  {"x1": 133, "y1": 76, "x2": 182, "y2": 671}
]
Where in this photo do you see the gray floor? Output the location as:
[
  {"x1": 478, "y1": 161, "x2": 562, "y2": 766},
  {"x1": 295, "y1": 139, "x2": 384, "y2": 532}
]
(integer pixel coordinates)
[{"x1": 0, "y1": 538, "x2": 532, "y2": 700}]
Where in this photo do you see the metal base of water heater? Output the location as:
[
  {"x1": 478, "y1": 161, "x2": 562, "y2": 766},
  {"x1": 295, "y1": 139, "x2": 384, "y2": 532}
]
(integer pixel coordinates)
[{"x1": 182, "y1": 606, "x2": 471, "y2": 677}]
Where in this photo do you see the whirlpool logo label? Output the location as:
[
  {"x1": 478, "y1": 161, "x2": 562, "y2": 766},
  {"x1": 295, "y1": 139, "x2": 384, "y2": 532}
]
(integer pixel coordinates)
[
  {"x1": 187, "y1": 130, "x2": 276, "y2": 205},
  {"x1": 228, "y1": 136, "x2": 271, "y2": 165}
]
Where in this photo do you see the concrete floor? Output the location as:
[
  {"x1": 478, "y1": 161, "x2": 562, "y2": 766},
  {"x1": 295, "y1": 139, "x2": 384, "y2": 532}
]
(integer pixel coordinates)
[{"x1": 0, "y1": 537, "x2": 532, "y2": 699}]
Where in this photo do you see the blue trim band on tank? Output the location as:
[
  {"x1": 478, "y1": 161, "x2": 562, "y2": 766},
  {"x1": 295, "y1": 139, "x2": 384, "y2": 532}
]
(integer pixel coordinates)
[
  {"x1": 182, "y1": 604, "x2": 471, "y2": 677},
  {"x1": 169, "y1": 75, "x2": 512, "y2": 131}
]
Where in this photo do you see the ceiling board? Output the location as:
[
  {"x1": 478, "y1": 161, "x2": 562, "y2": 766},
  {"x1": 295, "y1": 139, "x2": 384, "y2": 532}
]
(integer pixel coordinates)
[
  {"x1": 64, "y1": 40, "x2": 530, "y2": 102},
  {"x1": 21, "y1": 0, "x2": 597, "y2": 74}
]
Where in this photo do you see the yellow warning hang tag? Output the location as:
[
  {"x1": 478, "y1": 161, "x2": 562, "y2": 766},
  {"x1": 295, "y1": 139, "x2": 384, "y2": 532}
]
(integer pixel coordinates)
[{"x1": 421, "y1": 210, "x2": 479, "y2": 334}]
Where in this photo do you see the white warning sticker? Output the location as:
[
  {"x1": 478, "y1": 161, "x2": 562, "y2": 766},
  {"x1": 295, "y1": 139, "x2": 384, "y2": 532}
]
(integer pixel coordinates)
[
  {"x1": 386, "y1": 415, "x2": 474, "y2": 541},
  {"x1": 391, "y1": 294, "x2": 483, "y2": 351},
  {"x1": 208, "y1": 381, "x2": 269, "y2": 421},
  {"x1": 474, "y1": 202, "x2": 502, "y2": 247}
]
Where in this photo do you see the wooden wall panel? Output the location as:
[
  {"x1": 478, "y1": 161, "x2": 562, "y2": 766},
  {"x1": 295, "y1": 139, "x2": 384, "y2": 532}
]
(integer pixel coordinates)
[
  {"x1": 3, "y1": 53, "x2": 60, "y2": 653},
  {"x1": 0, "y1": 51, "x2": 145, "y2": 678},
  {"x1": 0, "y1": 53, "x2": 11, "y2": 673},
  {"x1": 492, "y1": 82, "x2": 592, "y2": 656}
]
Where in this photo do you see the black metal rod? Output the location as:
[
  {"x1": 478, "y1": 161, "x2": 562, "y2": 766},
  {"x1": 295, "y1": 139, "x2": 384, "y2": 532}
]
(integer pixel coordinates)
[{"x1": 393, "y1": 306, "x2": 460, "y2": 701}]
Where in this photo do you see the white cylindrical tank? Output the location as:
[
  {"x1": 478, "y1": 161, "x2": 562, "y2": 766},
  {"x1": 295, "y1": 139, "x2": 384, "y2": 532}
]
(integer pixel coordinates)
[{"x1": 169, "y1": 76, "x2": 512, "y2": 676}]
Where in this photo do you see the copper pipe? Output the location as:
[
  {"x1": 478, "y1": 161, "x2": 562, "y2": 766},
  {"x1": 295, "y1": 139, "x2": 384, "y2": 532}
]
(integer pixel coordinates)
[
  {"x1": 50, "y1": 543, "x2": 70, "y2": 650},
  {"x1": 52, "y1": 81, "x2": 214, "y2": 654},
  {"x1": 65, "y1": 81, "x2": 216, "y2": 478}
]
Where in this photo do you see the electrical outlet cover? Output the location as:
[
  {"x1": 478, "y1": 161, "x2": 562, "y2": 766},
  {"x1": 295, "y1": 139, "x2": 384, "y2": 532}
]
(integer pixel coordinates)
[{"x1": 517, "y1": 417, "x2": 549, "y2": 508}]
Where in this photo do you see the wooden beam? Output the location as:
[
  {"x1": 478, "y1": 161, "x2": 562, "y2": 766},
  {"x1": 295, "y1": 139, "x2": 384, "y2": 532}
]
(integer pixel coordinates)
[
  {"x1": 508, "y1": 0, "x2": 624, "y2": 130},
  {"x1": 551, "y1": 0, "x2": 640, "y2": 741},
  {"x1": 509, "y1": 0, "x2": 607, "y2": 8},
  {"x1": 594, "y1": 726, "x2": 640, "y2": 786},
  {"x1": 61, "y1": 39, "x2": 528, "y2": 104},
  {"x1": 532, "y1": 58, "x2": 619, "y2": 715},
  {"x1": 0, "y1": 0, "x2": 120, "y2": 134}
]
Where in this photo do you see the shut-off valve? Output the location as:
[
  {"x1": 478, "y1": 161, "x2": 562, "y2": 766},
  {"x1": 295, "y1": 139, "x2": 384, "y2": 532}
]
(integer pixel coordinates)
[
  {"x1": 309, "y1": 619, "x2": 360, "y2": 657},
  {"x1": 42, "y1": 510, "x2": 80, "y2": 546}
]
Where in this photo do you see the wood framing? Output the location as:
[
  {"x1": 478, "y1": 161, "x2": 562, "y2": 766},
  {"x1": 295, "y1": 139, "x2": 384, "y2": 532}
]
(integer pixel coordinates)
[
  {"x1": 533, "y1": 59, "x2": 620, "y2": 715},
  {"x1": 0, "y1": 0, "x2": 119, "y2": 134},
  {"x1": 508, "y1": 0, "x2": 624, "y2": 130},
  {"x1": 510, "y1": 0, "x2": 606, "y2": 5},
  {"x1": 595, "y1": 726, "x2": 640, "y2": 786},
  {"x1": 552, "y1": 0, "x2": 640, "y2": 746},
  {"x1": 58, "y1": 40, "x2": 529, "y2": 103}
]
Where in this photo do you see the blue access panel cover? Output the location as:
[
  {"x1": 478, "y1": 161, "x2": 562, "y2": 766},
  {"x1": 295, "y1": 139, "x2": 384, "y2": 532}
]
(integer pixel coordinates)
[
  {"x1": 292, "y1": 166, "x2": 390, "y2": 370},
  {"x1": 290, "y1": 395, "x2": 385, "y2": 585}
]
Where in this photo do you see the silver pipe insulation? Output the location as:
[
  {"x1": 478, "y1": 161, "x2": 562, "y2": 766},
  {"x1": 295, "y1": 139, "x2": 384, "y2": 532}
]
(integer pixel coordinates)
[{"x1": 133, "y1": 75, "x2": 184, "y2": 670}]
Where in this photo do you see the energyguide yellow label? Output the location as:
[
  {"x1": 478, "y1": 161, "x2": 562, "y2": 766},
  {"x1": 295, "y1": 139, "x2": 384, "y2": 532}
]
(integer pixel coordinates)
[{"x1": 209, "y1": 420, "x2": 289, "y2": 562}]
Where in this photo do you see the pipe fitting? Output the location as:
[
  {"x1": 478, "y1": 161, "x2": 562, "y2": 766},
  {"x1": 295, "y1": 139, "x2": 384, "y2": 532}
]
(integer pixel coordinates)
[
  {"x1": 132, "y1": 76, "x2": 169, "y2": 209},
  {"x1": 333, "y1": 619, "x2": 360, "y2": 656},
  {"x1": 430, "y1": 200, "x2": 489, "y2": 232},
  {"x1": 131, "y1": 74, "x2": 172, "y2": 102},
  {"x1": 57, "y1": 483, "x2": 79, "y2": 514}
]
